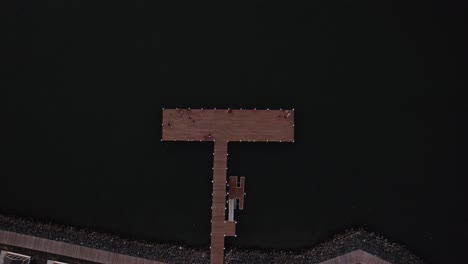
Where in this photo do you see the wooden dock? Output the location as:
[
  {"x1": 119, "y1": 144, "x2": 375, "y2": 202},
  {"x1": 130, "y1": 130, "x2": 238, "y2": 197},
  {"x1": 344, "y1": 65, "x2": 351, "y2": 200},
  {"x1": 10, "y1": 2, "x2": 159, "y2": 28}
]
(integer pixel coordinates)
[
  {"x1": 210, "y1": 141, "x2": 233, "y2": 263},
  {"x1": 162, "y1": 108, "x2": 294, "y2": 264},
  {"x1": 0, "y1": 230, "x2": 164, "y2": 264}
]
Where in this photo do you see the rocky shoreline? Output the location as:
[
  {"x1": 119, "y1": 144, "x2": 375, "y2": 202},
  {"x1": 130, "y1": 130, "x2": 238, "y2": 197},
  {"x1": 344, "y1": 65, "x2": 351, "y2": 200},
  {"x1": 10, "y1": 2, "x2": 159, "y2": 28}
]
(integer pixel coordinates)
[{"x1": 0, "y1": 214, "x2": 425, "y2": 264}]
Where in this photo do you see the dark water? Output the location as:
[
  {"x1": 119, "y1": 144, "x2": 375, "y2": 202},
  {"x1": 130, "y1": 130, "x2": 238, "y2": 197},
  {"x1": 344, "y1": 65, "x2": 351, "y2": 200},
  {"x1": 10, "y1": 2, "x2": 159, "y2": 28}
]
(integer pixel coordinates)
[{"x1": 1, "y1": 1, "x2": 466, "y2": 263}]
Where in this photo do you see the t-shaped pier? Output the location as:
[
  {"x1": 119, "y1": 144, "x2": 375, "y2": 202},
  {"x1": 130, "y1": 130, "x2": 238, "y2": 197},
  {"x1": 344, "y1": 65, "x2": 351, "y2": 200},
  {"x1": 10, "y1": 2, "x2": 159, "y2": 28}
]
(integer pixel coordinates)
[{"x1": 161, "y1": 108, "x2": 294, "y2": 264}]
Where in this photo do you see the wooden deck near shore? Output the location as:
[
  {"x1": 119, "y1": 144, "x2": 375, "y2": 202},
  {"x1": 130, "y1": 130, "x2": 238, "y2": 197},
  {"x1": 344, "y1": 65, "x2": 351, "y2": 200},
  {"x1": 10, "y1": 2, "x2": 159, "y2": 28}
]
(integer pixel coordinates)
[
  {"x1": 319, "y1": 249, "x2": 390, "y2": 264},
  {"x1": 0, "y1": 230, "x2": 164, "y2": 264}
]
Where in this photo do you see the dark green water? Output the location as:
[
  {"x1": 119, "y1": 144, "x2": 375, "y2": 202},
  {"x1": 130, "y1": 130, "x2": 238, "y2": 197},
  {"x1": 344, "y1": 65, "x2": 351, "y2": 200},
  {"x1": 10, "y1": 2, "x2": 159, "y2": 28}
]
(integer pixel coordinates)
[{"x1": 1, "y1": 1, "x2": 466, "y2": 263}]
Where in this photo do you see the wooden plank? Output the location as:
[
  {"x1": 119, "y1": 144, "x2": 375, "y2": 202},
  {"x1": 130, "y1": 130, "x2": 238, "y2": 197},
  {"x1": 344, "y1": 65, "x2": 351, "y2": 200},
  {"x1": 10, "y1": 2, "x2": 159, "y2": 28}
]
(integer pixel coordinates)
[
  {"x1": 223, "y1": 221, "x2": 236, "y2": 237},
  {"x1": 0, "y1": 230, "x2": 165, "y2": 264},
  {"x1": 162, "y1": 109, "x2": 294, "y2": 142},
  {"x1": 210, "y1": 141, "x2": 228, "y2": 264}
]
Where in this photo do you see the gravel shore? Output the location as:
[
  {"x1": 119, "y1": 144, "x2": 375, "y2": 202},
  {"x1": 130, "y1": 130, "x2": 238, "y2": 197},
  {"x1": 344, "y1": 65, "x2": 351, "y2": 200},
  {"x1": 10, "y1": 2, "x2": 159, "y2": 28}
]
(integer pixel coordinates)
[{"x1": 0, "y1": 214, "x2": 425, "y2": 264}]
